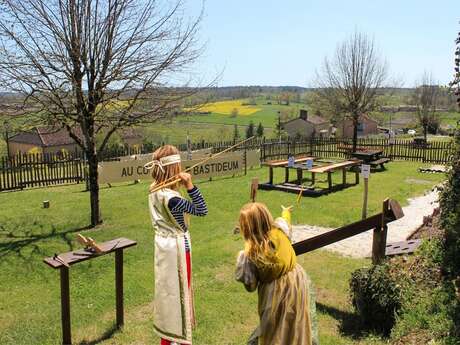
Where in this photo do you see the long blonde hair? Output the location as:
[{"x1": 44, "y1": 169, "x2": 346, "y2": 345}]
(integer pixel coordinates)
[
  {"x1": 239, "y1": 202, "x2": 275, "y2": 263},
  {"x1": 149, "y1": 145, "x2": 182, "y2": 192}
]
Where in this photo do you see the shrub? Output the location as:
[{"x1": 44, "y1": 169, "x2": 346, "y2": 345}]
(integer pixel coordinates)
[{"x1": 349, "y1": 264, "x2": 401, "y2": 335}]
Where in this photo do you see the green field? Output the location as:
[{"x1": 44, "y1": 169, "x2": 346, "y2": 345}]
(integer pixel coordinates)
[
  {"x1": 142, "y1": 119, "x2": 274, "y2": 146},
  {"x1": 0, "y1": 161, "x2": 445, "y2": 345},
  {"x1": 184, "y1": 99, "x2": 306, "y2": 128}
]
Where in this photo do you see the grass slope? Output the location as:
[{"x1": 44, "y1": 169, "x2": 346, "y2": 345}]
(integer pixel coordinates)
[{"x1": 0, "y1": 162, "x2": 444, "y2": 344}]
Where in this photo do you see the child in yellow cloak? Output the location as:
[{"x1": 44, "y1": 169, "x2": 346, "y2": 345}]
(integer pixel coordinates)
[{"x1": 235, "y1": 202, "x2": 318, "y2": 345}]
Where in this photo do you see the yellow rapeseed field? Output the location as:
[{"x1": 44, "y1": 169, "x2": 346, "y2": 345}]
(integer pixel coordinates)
[{"x1": 195, "y1": 100, "x2": 261, "y2": 115}]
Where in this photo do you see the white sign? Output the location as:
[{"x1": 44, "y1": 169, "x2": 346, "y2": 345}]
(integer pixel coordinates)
[
  {"x1": 361, "y1": 164, "x2": 371, "y2": 179},
  {"x1": 305, "y1": 159, "x2": 313, "y2": 170}
]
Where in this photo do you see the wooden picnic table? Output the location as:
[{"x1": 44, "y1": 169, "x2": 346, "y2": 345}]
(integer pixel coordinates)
[
  {"x1": 262, "y1": 156, "x2": 315, "y2": 185},
  {"x1": 352, "y1": 150, "x2": 391, "y2": 170},
  {"x1": 259, "y1": 158, "x2": 361, "y2": 196},
  {"x1": 352, "y1": 150, "x2": 383, "y2": 163}
]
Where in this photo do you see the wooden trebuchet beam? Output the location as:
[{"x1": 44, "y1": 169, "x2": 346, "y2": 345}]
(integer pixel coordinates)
[{"x1": 293, "y1": 199, "x2": 404, "y2": 256}]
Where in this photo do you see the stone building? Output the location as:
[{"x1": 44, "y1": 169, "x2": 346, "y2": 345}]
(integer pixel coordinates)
[
  {"x1": 282, "y1": 110, "x2": 331, "y2": 139},
  {"x1": 336, "y1": 114, "x2": 379, "y2": 138}
]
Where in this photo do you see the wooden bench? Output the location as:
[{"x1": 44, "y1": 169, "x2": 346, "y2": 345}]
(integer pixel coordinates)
[
  {"x1": 370, "y1": 157, "x2": 391, "y2": 170},
  {"x1": 309, "y1": 160, "x2": 362, "y2": 191}
]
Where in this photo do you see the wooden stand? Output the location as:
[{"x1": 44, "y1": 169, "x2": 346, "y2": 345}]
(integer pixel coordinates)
[{"x1": 44, "y1": 237, "x2": 137, "y2": 345}]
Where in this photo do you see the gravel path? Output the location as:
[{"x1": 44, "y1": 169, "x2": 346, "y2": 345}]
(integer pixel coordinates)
[{"x1": 291, "y1": 189, "x2": 439, "y2": 258}]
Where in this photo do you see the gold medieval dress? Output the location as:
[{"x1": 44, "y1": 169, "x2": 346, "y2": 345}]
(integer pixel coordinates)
[
  {"x1": 149, "y1": 188, "x2": 195, "y2": 344},
  {"x1": 235, "y1": 213, "x2": 319, "y2": 345}
]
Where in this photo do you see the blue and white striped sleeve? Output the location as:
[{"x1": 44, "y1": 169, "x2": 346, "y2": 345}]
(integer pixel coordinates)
[{"x1": 169, "y1": 186, "x2": 208, "y2": 217}]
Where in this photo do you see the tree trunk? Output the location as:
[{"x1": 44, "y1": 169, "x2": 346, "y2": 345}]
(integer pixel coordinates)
[
  {"x1": 352, "y1": 115, "x2": 359, "y2": 153},
  {"x1": 87, "y1": 150, "x2": 102, "y2": 227}
]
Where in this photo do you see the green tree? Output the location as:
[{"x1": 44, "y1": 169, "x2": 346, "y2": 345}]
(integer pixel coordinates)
[
  {"x1": 246, "y1": 121, "x2": 255, "y2": 138},
  {"x1": 233, "y1": 124, "x2": 240, "y2": 142},
  {"x1": 274, "y1": 114, "x2": 283, "y2": 139},
  {"x1": 256, "y1": 122, "x2": 264, "y2": 137}
]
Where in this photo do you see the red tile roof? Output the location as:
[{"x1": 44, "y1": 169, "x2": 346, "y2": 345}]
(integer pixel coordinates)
[{"x1": 10, "y1": 127, "x2": 82, "y2": 147}]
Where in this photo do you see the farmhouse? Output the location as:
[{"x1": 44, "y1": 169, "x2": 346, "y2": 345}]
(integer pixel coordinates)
[
  {"x1": 8, "y1": 127, "x2": 83, "y2": 157},
  {"x1": 8, "y1": 127, "x2": 143, "y2": 157},
  {"x1": 282, "y1": 109, "x2": 331, "y2": 139},
  {"x1": 336, "y1": 114, "x2": 379, "y2": 138}
]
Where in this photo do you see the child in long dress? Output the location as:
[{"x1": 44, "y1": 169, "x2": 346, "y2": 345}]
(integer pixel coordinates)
[
  {"x1": 235, "y1": 203, "x2": 318, "y2": 345},
  {"x1": 146, "y1": 145, "x2": 208, "y2": 345}
]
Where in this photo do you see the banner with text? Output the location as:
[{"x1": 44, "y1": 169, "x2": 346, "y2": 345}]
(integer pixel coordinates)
[{"x1": 98, "y1": 150, "x2": 258, "y2": 184}]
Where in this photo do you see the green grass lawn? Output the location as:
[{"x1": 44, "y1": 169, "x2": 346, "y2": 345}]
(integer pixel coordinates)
[{"x1": 0, "y1": 161, "x2": 445, "y2": 345}]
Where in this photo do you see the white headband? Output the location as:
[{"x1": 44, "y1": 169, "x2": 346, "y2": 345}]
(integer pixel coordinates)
[{"x1": 144, "y1": 154, "x2": 181, "y2": 172}]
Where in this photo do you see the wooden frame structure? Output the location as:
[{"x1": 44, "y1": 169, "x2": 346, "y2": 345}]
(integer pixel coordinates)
[
  {"x1": 44, "y1": 237, "x2": 137, "y2": 345},
  {"x1": 293, "y1": 199, "x2": 404, "y2": 264}
]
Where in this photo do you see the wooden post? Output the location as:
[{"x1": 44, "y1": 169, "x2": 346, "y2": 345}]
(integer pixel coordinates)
[
  {"x1": 362, "y1": 178, "x2": 368, "y2": 219},
  {"x1": 284, "y1": 167, "x2": 289, "y2": 183},
  {"x1": 244, "y1": 146, "x2": 247, "y2": 175},
  {"x1": 372, "y1": 199, "x2": 389, "y2": 264},
  {"x1": 250, "y1": 178, "x2": 259, "y2": 202},
  {"x1": 115, "y1": 249, "x2": 124, "y2": 328},
  {"x1": 361, "y1": 164, "x2": 370, "y2": 219},
  {"x1": 342, "y1": 168, "x2": 347, "y2": 186},
  {"x1": 296, "y1": 168, "x2": 302, "y2": 185},
  {"x1": 60, "y1": 267, "x2": 71, "y2": 345},
  {"x1": 327, "y1": 171, "x2": 332, "y2": 192},
  {"x1": 268, "y1": 166, "x2": 274, "y2": 185}
]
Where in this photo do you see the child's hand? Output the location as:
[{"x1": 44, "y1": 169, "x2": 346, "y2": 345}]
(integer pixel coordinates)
[
  {"x1": 281, "y1": 205, "x2": 293, "y2": 213},
  {"x1": 178, "y1": 172, "x2": 194, "y2": 190},
  {"x1": 281, "y1": 205, "x2": 293, "y2": 226}
]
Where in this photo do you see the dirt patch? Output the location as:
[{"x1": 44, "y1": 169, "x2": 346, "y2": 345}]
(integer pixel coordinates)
[
  {"x1": 407, "y1": 209, "x2": 444, "y2": 240},
  {"x1": 392, "y1": 330, "x2": 434, "y2": 345},
  {"x1": 404, "y1": 178, "x2": 433, "y2": 185}
]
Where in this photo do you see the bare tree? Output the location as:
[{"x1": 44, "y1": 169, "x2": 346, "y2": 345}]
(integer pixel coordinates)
[
  {"x1": 413, "y1": 72, "x2": 439, "y2": 141},
  {"x1": 315, "y1": 32, "x2": 389, "y2": 151},
  {"x1": 0, "y1": 0, "x2": 205, "y2": 226}
]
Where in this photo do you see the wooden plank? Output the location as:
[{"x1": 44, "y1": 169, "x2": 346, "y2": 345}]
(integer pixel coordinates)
[
  {"x1": 263, "y1": 156, "x2": 315, "y2": 167},
  {"x1": 293, "y1": 199, "x2": 402, "y2": 255},
  {"x1": 309, "y1": 160, "x2": 361, "y2": 173},
  {"x1": 293, "y1": 214, "x2": 383, "y2": 255},
  {"x1": 44, "y1": 238, "x2": 137, "y2": 269},
  {"x1": 385, "y1": 239, "x2": 422, "y2": 256}
]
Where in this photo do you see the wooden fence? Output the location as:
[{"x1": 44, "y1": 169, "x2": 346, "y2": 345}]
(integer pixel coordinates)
[
  {"x1": 0, "y1": 137, "x2": 455, "y2": 192},
  {"x1": 261, "y1": 138, "x2": 455, "y2": 164},
  {"x1": 0, "y1": 153, "x2": 85, "y2": 192}
]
